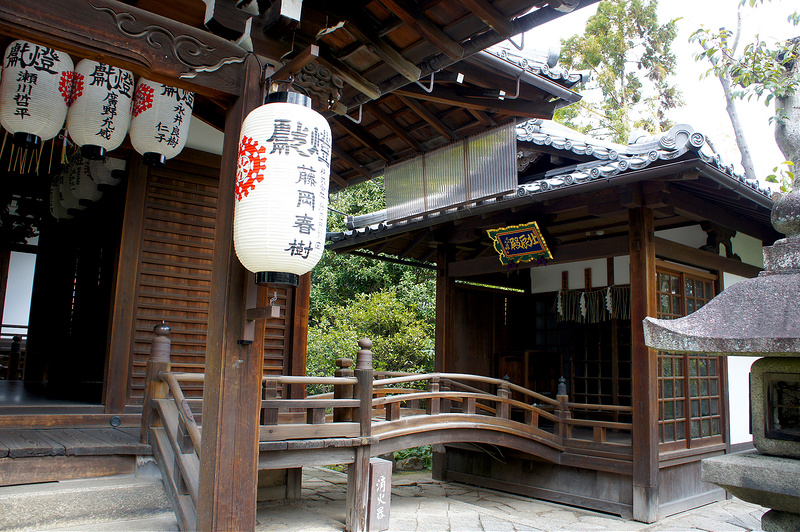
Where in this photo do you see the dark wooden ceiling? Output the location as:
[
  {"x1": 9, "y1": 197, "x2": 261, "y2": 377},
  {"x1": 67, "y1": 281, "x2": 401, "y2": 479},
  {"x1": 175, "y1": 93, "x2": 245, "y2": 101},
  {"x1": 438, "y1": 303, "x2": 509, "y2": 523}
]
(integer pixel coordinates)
[{"x1": 0, "y1": 0, "x2": 596, "y2": 189}]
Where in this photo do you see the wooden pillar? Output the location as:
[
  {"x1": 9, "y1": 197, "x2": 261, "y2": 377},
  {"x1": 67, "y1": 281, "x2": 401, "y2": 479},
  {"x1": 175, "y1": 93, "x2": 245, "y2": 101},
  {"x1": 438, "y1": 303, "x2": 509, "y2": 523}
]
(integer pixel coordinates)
[
  {"x1": 197, "y1": 55, "x2": 263, "y2": 532},
  {"x1": 104, "y1": 156, "x2": 149, "y2": 413},
  {"x1": 434, "y1": 245, "x2": 453, "y2": 374},
  {"x1": 433, "y1": 245, "x2": 453, "y2": 480},
  {"x1": 629, "y1": 206, "x2": 659, "y2": 523},
  {"x1": 289, "y1": 273, "x2": 311, "y2": 398}
]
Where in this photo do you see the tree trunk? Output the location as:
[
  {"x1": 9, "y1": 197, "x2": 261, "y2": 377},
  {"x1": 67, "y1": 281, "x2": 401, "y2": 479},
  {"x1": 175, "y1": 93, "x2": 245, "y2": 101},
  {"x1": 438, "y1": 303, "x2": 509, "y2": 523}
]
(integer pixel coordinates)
[
  {"x1": 720, "y1": 73, "x2": 758, "y2": 182},
  {"x1": 775, "y1": 68, "x2": 800, "y2": 189}
]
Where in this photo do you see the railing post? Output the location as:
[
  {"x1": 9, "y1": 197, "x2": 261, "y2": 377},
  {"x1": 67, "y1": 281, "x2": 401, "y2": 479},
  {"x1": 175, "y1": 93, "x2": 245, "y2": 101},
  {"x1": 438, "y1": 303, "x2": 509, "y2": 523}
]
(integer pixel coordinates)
[
  {"x1": 497, "y1": 382, "x2": 510, "y2": 419},
  {"x1": 334, "y1": 357, "x2": 354, "y2": 422},
  {"x1": 263, "y1": 379, "x2": 279, "y2": 426},
  {"x1": 140, "y1": 322, "x2": 171, "y2": 444},
  {"x1": 440, "y1": 381, "x2": 451, "y2": 414},
  {"x1": 556, "y1": 376, "x2": 571, "y2": 440},
  {"x1": 427, "y1": 375, "x2": 440, "y2": 416},
  {"x1": 347, "y1": 338, "x2": 374, "y2": 532}
]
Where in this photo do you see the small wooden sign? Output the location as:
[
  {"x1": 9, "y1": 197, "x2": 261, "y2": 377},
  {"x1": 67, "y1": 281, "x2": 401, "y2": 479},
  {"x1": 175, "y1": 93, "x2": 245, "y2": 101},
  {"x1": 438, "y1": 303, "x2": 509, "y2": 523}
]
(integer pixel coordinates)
[
  {"x1": 487, "y1": 221, "x2": 552, "y2": 265},
  {"x1": 367, "y1": 457, "x2": 392, "y2": 531}
]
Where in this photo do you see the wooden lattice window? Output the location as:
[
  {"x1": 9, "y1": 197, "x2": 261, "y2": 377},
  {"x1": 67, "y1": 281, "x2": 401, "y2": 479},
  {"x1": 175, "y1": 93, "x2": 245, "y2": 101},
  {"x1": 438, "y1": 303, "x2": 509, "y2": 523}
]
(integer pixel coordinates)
[{"x1": 656, "y1": 264, "x2": 723, "y2": 448}]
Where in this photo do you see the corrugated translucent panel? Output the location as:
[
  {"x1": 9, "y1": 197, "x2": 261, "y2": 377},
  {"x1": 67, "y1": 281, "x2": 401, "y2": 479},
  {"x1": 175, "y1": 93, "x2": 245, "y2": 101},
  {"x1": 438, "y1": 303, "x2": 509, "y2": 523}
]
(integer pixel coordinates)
[
  {"x1": 426, "y1": 142, "x2": 465, "y2": 212},
  {"x1": 384, "y1": 123, "x2": 516, "y2": 222},
  {"x1": 467, "y1": 122, "x2": 516, "y2": 201},
  {"x1": 385, "y1": 156, "x2": 425, "y2": 222}
]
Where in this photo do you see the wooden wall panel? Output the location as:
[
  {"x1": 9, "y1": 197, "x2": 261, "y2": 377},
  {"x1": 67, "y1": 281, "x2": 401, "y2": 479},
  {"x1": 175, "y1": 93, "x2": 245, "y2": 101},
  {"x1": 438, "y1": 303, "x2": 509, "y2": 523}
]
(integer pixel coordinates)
[{"x1": 129, "y1": 169, "x2": 218, "y2": 403}]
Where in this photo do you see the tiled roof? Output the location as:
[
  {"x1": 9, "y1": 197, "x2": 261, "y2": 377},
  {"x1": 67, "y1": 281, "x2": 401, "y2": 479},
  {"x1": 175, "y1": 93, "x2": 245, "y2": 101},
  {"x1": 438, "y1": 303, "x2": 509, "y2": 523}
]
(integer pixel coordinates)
[
  {"x1": 516, "y1": 121, "x2": 772, "y2": 199},
  {"x1": 328, "y1": 121, "x2": 773, "y2": 244}
]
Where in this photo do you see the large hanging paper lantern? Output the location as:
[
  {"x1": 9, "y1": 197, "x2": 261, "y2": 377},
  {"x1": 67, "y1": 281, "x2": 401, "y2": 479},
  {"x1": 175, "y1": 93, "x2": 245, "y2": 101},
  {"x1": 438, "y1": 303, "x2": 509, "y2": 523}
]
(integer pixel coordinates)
[
  {"x1": 89, "y1": 156, "x2": 126, "y2": 187},
  {"x1": 57, "y1": 164, "x2": 85, "y2": 213},
  {"x1": 129, "y1": 78, "x2": 193, "y2": 166},
  {"x1": 233, "y1": 92, "x2": 332, "y2": 285},
  {"x1": 49, "y1": 176, "x2": 72, "y2": 220},
  {"x1": 66, "y1": 59, "x2": 134, "y2": 160},
  {"x1": 0, "y1": 40, "x2": 74, "y2": 149},
  {"x1": 69, "y1": 157, "x2": 102, "y2": 202}
]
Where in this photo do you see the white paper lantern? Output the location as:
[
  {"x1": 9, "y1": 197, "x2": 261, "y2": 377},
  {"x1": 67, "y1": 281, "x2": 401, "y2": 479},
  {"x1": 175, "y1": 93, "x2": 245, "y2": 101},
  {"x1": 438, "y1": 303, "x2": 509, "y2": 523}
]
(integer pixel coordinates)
[
  {"x1": 66, "y1": 59, "x2": 134, "y2": 160},
  {"x1": 58, "y1": 164, "x2": 85, "y2": 213},
  {"x1": 233, "y1": 92, "x2": 332, "y2": 285},
  {"x1": 0, "y1": 40, "x2": 74, "y2": 149},
  {"x1": 129, "y1": 78, "x2": 193, "y2": 166},
  {"x1": 89, "y1": 156, "x2": 126, "y2": 186},
  {"x1": 70, "y1": 157, "x2": 102, "y2": 202},
  {"x1": 49, "y1": 175, "x2": 72, "y2": 220}
]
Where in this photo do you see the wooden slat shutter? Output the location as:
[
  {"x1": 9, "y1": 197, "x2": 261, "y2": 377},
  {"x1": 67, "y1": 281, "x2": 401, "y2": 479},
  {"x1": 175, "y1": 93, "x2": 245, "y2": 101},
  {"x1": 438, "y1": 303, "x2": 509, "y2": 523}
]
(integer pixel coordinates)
[{"x1": 130, "y1": 167, "x2": 218, "y2": 402}]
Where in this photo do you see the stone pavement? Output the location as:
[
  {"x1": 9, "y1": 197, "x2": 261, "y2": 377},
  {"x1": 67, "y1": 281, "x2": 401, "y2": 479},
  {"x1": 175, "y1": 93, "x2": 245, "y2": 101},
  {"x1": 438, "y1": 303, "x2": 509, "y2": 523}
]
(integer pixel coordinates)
[{"x1": 254, "y1": 467, "x2": 767, "y2": 532}]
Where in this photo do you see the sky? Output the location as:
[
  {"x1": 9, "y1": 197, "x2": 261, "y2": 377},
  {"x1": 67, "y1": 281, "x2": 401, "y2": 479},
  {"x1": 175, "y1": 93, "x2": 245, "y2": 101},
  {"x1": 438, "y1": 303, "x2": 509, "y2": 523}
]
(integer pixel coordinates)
[{"x1": 525, "y1": 0, "x2": 799, "y2": 182}]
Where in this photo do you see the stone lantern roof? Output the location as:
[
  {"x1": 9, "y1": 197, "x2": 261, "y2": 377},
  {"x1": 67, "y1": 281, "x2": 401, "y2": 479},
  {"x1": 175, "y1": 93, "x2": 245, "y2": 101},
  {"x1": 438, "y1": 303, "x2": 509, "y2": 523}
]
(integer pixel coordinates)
[{"x1": 643, "y1": 180, "x2": 800, "y2": 357}]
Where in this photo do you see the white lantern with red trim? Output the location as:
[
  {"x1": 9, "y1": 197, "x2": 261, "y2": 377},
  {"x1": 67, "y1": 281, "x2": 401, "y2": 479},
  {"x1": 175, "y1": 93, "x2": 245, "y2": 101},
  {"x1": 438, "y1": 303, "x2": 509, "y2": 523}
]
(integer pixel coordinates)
[
  {"x1": 129, "y1": 78, "x2": 193, "y2": 166},
  {"x1": 0, "y1": 40, "x2": 74, "y2": 149},
  {"x1": 66, "y1": 59, "x2": 134, "y2": 160},
  {"x1": 233, "y1": 92, "x2": 332, "y2": 286}
]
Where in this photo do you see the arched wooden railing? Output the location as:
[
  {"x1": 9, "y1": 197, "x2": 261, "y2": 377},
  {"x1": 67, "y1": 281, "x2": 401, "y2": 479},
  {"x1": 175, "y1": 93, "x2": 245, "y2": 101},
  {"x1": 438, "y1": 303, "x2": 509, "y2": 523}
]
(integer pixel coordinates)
[{"x1": 141, "y1": 335, "x2": 633, "y2": 531}]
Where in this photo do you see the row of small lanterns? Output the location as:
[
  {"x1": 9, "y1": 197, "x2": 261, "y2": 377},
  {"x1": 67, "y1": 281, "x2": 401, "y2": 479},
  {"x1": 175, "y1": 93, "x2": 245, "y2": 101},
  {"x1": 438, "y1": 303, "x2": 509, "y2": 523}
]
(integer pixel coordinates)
[
  {"x1": 0, "y1": 39, "x2": 193, "y2": 165},
  {"x1": 0, "y1": 39, "x2": 334, "y2": 284}
]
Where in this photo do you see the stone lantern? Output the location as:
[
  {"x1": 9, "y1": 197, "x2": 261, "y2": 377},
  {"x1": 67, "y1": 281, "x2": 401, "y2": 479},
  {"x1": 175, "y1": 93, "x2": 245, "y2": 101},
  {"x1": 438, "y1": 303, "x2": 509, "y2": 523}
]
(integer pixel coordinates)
[{"x1": 643, "y1": 178, "x2": 800, "y2": 531}]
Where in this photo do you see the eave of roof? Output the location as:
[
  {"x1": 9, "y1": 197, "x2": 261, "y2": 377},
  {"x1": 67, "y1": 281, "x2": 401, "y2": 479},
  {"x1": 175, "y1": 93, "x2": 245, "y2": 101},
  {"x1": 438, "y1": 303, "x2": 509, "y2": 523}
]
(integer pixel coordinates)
[{"x1": 327, "y1": 122, "x2": 774, "y2": 250}]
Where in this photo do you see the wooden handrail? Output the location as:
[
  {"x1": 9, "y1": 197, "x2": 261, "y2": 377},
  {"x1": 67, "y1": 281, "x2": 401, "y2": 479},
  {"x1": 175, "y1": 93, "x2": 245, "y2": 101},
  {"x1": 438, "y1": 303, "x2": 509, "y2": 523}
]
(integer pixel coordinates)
[
  {"x1": 160, "y1": 371, "x2": 203, "y2": 457},
  {"x1": 262, "y1": 375, "x2": 358, "y2": 385},
  {"x1": 567, "y1": 402, "x2": 633, "y2": 413}
]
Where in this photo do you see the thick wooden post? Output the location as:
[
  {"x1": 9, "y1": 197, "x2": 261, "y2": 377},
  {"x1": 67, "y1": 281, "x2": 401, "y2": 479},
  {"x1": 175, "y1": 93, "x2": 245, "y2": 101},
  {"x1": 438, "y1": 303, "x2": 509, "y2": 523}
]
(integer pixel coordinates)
[
  {"x1": 197, "y1": 55, "x2": 263, "y2": 532},
  {"x1": 433, "y1": 245, "x2": 454, "y2": 480},
  {"x1": 629, "y1": 206, "x2": 659, "y2": 523},
  {"x1": 140, "y1": 323, "x2": 171, "y2": 444},
  {"x1": 347, "y1": 339, "x2": 374, "y2": 532}
]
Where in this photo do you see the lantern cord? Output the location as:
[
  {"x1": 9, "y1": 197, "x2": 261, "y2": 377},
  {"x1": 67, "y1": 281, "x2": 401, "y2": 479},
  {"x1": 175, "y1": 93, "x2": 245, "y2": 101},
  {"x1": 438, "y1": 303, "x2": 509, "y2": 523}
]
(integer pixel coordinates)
[
  {"x1": 8, "y1": 145, "x2": 14, "y2": 172},
  {"x1": 269, "y1": 292, "x2": 278, "y2": 306},
  {"x1": 327, "y1": 205, "x2": 348, "y2": 216},
  {"x1": 48, "y1": 138, "x2": 55, "y2": 175},
  {"x1": 0, "y1": 130, "x2": 6, "y2": 166}
]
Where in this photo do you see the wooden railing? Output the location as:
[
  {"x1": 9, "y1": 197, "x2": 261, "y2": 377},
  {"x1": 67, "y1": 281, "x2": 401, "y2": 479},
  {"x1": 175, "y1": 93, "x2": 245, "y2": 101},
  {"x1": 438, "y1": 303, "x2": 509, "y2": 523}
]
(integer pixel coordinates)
[{"x1": 141, "y1": 334, "x2": 633, "y2": 531}]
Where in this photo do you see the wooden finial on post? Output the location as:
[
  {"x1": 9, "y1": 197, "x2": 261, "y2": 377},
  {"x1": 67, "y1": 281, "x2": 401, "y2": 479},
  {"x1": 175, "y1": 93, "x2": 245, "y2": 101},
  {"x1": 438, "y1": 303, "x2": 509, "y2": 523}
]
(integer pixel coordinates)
[
  {"x1": 347, "y1": 338, "x2": 374, "y2": 532},
  {"x1": 140, "y1": 322, "x2": 172, "y2": 444},
  {"x1": 556, "y1": 376, "x2": 571, "y2": 440}
]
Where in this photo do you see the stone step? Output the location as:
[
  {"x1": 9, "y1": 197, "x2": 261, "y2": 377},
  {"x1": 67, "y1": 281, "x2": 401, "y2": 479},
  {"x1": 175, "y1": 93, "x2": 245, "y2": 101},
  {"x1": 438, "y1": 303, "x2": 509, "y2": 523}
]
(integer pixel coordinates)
[{"x1": 0, "y1": 474, "x2": 176, "y2": 531}]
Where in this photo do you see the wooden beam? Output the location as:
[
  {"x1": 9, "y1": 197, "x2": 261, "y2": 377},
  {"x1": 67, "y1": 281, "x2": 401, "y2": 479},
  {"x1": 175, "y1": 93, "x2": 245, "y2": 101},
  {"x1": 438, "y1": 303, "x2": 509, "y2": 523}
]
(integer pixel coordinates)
[
  {"x1": 375, "y1": 0, "x2": 465, "y2": 60},
  {"x1": 317, "y1": 53, "x2": 381, "y2": 101},
  {"x1": 467, "y1": 108, "x2": 497, "y2": 127},
  {"x1": 629, "y1": 207, "x2": 659, "y2": 523},
  {"x1": 0, "y1": 0, "x2": 246, "y2": 99},
  {"x1": 333, "y1": 117, "x2": 395, "y2": 164},
  {"x1": 655, "y1": 237, "x2": 762, "y2": 279},
  {"x1": 460, "y1": 0, "x2": 513, "y2": 37},
  {"x1": 333, "y1": 146, "x2": 373, "y2": 180},
  {"x1": 368, "y1": 103, "x2": 422, "y2": 152},
  {"x1": 197, "y1": 55, "x2": 263, "y2": 532},
  {"x1": 289, "y1": 274, "x2": 312, "y2": 397},
  {"x1": 664, "y1": 186, "x2": 778, "y2": 243},
  {"x1": 345, "y1": 18, "x2": 421, "y2": 83},
  {"x1": 271, "y1": 44, "x2": 320, "y2": 84},
  {"x1": 394, "y1": 84, "x2": 555, "y2": 120},
  {"x1": 448, "y1": 235, "x2": 629, "y2": 278},
  {"x1": 398, "y1": 230, "x2": 431, "y2": 258},
  {"x1": 394, "y1": 94, "x2": 455, "y2": 141}
]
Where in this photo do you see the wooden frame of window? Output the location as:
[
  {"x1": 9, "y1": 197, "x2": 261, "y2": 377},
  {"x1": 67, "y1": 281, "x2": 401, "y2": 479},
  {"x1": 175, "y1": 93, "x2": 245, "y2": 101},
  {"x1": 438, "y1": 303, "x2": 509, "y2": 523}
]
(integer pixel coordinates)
[{"x1": 656, "y1": 262, "x2": 725, "y2": 451}]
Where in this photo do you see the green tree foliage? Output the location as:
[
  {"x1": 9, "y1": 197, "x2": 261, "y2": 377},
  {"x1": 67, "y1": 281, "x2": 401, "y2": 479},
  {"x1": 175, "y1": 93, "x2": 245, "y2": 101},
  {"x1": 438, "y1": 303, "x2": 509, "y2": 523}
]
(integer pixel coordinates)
[
  {"x1": 307, "y1": 177, "x2": 435, "y2": 387},
  {"x1": 556, "y1": 0, "x2": 682, "y2": 143},
  {"x1": 692, "y1": 0, "x2": 800, "y2": 192}
]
